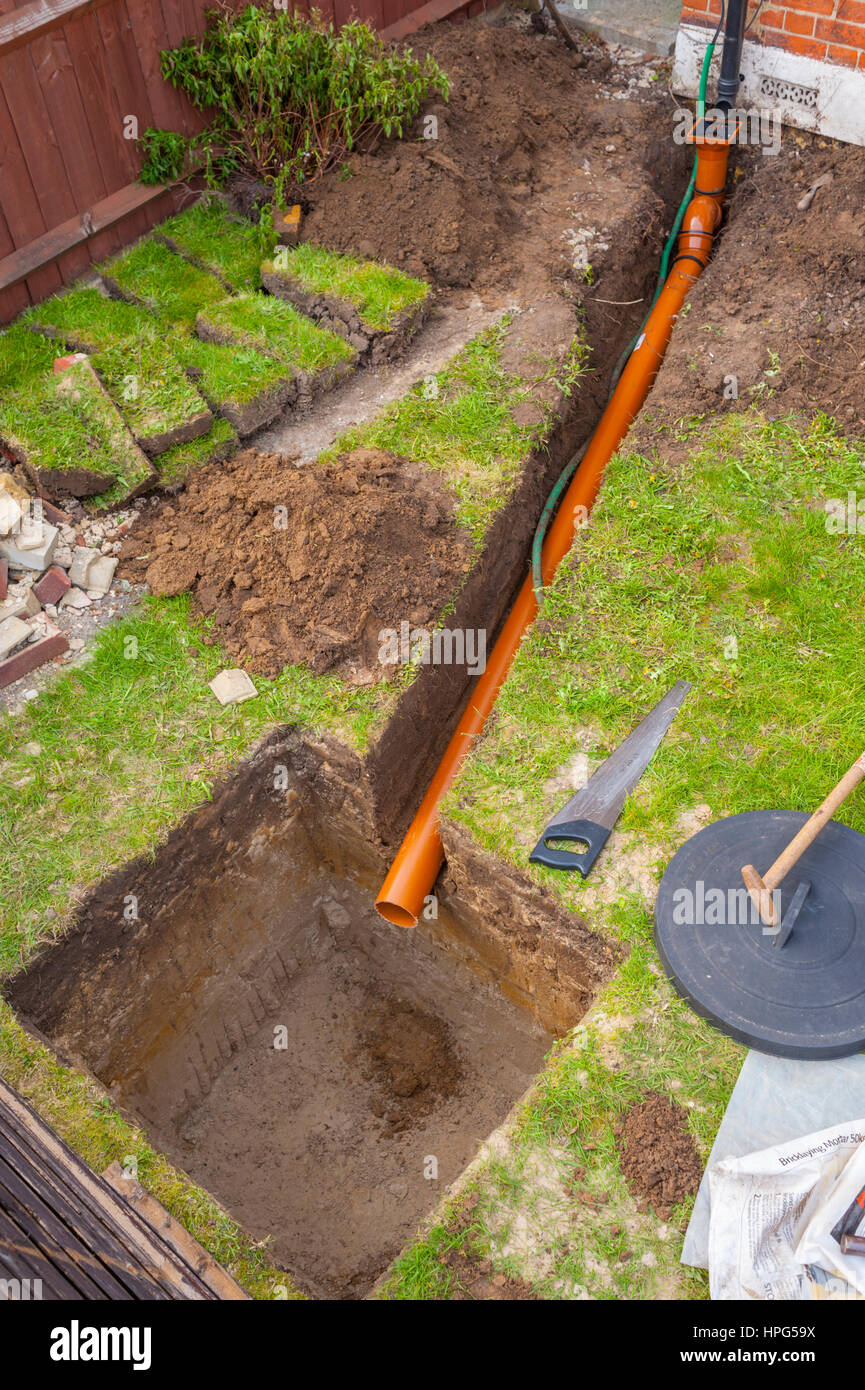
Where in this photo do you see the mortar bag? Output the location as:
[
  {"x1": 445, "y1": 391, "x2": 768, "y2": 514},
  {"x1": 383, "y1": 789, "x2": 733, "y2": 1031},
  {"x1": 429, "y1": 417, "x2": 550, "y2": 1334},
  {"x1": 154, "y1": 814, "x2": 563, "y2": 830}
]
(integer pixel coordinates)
[
  {"x1": 794, "y1": 1136, "x2": 865, "y2": 1295},
  {"x1": 706, "y1": 1119, "x2": 865, "y2": 1300}
]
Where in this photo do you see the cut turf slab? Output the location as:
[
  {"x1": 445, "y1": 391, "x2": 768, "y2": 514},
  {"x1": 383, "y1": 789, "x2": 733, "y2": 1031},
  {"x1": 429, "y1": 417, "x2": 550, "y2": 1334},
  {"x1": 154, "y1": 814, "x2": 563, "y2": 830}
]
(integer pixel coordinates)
[
  {"x1": 154, "y1": 200, "x2": 265, "y2": 294},
  {"x1": 101, "y1": 239, "x2": 228, "y2": 331},
  {"x1": 262, "y1": 243, "x2": 430, "y2": 365},
  {"x1": 25, "y1": 289, "x2": 213, "y2": 458},
  {"x1": 155, "y1": 415, "x2": 238, "y2": 490},
  {"x1": 174, "y1": 335, "x2": 294, "y2": 437},
  {"x1": 0, "y1": 357, "x2": 156, "y2": 502},
  {"x1": 195, "y1": 294, "x2": 355, "y2": 409}
]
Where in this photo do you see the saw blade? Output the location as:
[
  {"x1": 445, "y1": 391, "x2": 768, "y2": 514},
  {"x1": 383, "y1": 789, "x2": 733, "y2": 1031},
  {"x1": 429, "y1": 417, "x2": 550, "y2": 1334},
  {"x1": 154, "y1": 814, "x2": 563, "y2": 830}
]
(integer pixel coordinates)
[{"x1": 546, "y1": 680, "x2": 691, "y2": 832}]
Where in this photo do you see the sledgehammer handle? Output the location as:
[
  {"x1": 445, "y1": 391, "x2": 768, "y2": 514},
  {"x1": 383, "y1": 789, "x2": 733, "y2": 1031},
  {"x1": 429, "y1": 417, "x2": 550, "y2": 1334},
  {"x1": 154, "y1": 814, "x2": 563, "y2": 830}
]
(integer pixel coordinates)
[{"x1": 762, "y1": 752, "x2": 865, "y2": 890}]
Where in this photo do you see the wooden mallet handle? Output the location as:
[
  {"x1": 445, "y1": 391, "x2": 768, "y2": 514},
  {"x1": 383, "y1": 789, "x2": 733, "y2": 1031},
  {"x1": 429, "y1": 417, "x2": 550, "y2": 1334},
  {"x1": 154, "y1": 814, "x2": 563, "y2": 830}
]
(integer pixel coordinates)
[{"x1": 742, "y1": 752, "x2": 865, "y2": 927}]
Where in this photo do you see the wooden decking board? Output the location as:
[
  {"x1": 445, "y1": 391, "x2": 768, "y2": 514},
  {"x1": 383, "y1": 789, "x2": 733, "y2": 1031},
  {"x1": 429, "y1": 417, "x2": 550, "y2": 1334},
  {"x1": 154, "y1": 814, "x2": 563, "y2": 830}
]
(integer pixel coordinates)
[
  {"x1": 0, "y1": 1106, "x2": 174, "y2": 1299},
  {"x1": 102, "y1": 1162, "x2": 251, "y2": 1301},
  {"x1": 0, "y1": 1076, "x2": 244, "y2": 1300},
  {"x1": 0, "y1": 1206, "x2": 84, "y2": 1298},
  {"x1": 0, "y1": 1105, "x2": 191, "y2": 1298},
  {"x1": 0, "y1": 1155, "x2": 143, "y2": 1298}
]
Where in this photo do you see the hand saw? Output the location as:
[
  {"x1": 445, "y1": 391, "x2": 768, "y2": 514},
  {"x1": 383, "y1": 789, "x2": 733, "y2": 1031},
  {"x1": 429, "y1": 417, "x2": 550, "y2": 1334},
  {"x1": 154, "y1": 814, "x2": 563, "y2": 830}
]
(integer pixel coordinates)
[{"x1": 529, "y1": 680, "x2": 691, "y2": 875}]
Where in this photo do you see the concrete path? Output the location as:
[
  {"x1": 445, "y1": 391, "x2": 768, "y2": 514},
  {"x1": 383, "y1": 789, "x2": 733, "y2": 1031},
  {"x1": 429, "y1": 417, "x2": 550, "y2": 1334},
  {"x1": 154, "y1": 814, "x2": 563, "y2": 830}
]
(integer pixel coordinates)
[{"x1": 560, "y1": 0, "x2": 681, "y2": 56}]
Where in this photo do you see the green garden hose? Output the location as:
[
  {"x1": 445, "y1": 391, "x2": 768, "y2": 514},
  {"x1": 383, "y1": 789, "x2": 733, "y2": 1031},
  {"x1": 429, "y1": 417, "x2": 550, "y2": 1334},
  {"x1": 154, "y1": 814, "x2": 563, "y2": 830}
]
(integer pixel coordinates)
[{"x1": 531, "y1": 36, "x2": 717, "y2": 603}]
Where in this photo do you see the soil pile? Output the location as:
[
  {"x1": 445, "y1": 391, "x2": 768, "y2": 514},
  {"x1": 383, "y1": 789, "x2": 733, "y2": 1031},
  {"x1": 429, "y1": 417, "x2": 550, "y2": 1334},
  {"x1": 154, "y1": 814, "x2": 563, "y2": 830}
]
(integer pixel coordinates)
[
  {"x1": 120, "y1": 447, "x2": 471, "y2": 679},
  {"x1": 637, "y1": 138, "x2": 865, "y2": 437},
  {"x1": 297, "y1": 17, "x2": 676, "y2": 301},
  {"x1": 615, "y1": 1093, "x2": 703, "y2": 1218}
]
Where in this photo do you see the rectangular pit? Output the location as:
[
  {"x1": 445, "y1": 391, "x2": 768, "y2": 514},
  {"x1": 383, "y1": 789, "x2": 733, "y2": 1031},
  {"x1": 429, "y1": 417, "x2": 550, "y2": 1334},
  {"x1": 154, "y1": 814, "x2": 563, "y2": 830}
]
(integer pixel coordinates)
[{"x1": 5, "y1": 732, "x2": 616, "y2": 1298}]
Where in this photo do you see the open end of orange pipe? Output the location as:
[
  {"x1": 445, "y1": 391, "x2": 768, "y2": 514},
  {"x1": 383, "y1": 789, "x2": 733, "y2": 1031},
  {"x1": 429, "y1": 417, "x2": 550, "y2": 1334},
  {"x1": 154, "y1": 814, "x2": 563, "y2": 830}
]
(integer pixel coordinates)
[{"x1": 376, "y1": 899, "x2": 418, "y2": 928}]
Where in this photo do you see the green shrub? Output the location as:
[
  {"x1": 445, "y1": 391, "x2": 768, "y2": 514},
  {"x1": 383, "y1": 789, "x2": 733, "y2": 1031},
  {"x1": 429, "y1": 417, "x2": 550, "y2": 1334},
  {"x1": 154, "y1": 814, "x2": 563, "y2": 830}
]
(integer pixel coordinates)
[{"x1": 138, "y1": 6, "x2": 449, "y2": 203}]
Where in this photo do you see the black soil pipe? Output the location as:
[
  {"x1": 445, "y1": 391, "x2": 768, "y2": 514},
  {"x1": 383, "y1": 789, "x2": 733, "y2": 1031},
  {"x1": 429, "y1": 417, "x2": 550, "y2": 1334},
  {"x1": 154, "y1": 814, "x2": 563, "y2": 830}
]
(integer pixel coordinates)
[{"x1": 717, "y1": 0, "x2": 747, "y2": 109}]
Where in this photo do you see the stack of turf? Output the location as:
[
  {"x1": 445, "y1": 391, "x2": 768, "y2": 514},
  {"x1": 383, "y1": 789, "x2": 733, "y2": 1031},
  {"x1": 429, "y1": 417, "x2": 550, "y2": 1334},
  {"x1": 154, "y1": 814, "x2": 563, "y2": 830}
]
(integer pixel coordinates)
[
  {"x1": 261, "y1": 242, "x2": 430, "y2": 364},
  {"x1": 159, "y1": 201, "x2": 431, "y2": 362},
  {"x1": 0, "y1": 199, "x2": 429, "y2": 508},
  {"x1": 24, "y1": 289, "x2": 222, "y2": 495},
  {"x1": 101, "y1": 238, "x2": 355, "y2": 436},
  {"x1": 0, "y1": 324, "x2": 156, "y2": 508}
]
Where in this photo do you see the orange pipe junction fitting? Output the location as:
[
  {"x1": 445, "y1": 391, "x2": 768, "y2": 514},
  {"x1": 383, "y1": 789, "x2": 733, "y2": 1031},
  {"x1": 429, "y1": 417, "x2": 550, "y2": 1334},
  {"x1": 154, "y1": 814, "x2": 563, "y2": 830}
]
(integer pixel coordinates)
[{"x1": 376, "y1": 132, "x2": 734, "y2": 928}]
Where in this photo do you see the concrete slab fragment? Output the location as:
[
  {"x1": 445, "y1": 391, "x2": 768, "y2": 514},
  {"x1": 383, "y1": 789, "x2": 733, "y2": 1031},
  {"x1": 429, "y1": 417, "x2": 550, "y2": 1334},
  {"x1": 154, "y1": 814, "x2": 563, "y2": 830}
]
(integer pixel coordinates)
[{"x1": 209, "y1": 668, "x2": 258, "y2": 706}]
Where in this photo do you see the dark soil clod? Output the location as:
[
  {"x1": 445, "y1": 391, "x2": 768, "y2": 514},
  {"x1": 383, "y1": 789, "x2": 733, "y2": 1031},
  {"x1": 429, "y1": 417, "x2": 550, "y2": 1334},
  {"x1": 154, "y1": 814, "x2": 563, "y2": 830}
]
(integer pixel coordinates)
[{"x1": 615, "y1": 1093, "x2": 703, "y2": 1219}]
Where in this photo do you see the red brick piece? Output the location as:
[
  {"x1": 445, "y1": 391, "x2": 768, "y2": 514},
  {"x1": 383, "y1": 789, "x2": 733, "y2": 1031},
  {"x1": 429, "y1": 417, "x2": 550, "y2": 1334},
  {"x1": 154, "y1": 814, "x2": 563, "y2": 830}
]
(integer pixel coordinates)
[
  {"x1": 52, "y1": 353, "x2": 87, "y2": 376},
  {"x1": 0, "y1": 630, "x2": 68, "y2": 689},
  {"x1": 0, "y1": 559, "x2": 7, "y2": 602},
  {"x1": 32, "y1": 565, "x2": 71, "y2": 606},
  {"x1": 40, "y1": 498, "x2": 72, "y2": 526}
]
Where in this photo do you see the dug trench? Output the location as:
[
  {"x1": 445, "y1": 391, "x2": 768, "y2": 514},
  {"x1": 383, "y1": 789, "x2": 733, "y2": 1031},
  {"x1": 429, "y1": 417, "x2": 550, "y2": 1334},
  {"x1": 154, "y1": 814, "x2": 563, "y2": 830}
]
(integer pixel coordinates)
[{"x1": 5, "y1": 731, "x2": 617, "y2": 1299}]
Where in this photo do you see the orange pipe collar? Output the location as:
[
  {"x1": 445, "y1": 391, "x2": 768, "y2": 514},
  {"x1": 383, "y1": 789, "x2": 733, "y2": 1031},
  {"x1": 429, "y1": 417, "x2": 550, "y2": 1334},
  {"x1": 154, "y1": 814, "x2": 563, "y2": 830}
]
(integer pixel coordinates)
[{"x1": 376, "y1": 136, "x2": 732, "y2": 928}]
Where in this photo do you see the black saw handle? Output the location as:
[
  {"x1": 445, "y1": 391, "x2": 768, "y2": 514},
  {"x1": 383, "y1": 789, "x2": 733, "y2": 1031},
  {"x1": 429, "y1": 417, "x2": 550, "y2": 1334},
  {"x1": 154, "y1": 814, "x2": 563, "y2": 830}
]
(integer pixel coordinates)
[{"x1": 528, "y1": 819, "x2": 611, "y2": 876}]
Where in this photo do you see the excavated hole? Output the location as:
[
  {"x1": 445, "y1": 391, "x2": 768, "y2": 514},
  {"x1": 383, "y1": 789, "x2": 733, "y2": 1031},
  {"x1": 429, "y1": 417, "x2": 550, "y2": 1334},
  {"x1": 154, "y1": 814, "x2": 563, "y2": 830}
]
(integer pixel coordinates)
[{"x1": 6, "y1": 733, "x2": 616, "y2": 1299}]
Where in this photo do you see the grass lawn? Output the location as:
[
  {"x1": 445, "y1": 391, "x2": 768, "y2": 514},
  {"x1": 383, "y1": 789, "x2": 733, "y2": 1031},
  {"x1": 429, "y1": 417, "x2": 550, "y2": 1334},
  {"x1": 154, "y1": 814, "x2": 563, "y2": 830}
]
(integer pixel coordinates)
[
  {"x1": 0, "y1": 276, "x2": 283, "y2": 504},
  {"x1": 101, "y1": 240, "x2": 334, "y2": 415},
  {"x1": 173, "y1": 333, "x2": 293, "y2": 416},
  {"x1": 6, "y1": 242, "x2": 858, "y2": 1300},
  {"x1": 379, "y1": 407, "x2": 865, "y2": 1299}
]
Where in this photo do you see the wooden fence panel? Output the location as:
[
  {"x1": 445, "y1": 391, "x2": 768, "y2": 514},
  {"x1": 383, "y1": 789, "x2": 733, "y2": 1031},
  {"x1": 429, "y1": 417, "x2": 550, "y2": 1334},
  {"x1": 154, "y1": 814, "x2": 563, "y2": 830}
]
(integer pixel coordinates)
[{"x1": 0, "y1": 0, "x2": 213, "y2": 321}]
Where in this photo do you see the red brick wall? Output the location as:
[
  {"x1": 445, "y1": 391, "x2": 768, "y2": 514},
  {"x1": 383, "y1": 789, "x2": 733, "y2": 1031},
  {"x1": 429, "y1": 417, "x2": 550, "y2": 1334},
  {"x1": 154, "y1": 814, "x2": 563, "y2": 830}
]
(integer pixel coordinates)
[{"x1": 681, "y1": 1, "x2": 865, "y2": 70}]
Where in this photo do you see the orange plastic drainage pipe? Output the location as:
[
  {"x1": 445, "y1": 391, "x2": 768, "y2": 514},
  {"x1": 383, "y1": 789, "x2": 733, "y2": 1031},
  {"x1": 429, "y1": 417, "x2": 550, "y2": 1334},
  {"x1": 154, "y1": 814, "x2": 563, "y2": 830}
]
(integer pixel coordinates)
[{"x1": 376, "y1": 132, "x2": 733, "y2": 928}]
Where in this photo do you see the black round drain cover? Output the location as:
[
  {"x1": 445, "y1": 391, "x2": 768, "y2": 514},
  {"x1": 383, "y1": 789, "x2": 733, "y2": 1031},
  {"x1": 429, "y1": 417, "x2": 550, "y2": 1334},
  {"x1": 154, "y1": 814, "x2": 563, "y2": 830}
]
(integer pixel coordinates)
[{"x1": 654, "y1": 810, "x2": 865, "y2": 1059}]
